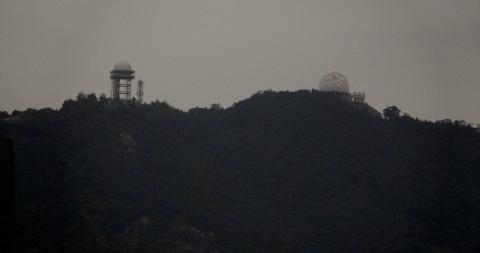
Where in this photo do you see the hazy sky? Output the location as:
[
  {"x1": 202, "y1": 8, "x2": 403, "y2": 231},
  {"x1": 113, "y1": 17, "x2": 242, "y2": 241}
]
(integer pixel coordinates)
[{"x1": 1, "y1": 0, "x2": 479, "y2": 123}]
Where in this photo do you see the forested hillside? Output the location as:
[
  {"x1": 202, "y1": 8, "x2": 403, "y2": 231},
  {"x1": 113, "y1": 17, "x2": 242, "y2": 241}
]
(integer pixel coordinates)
[{"x1": 1, "y1": 90, "x2": 479, "y2": 253}]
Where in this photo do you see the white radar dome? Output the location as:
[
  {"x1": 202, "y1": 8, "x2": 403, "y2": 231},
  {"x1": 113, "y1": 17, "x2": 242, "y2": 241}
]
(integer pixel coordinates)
[
  {"x1": 319, "y1": 72, "x2": 350, "y2": 93},
  {"x1": 113, "y1": 61, "x2": 132, "y2": 71}
]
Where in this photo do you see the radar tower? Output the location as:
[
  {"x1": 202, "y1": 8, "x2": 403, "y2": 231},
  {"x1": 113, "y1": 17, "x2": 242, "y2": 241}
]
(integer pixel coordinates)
[{"x1": 110, "y1": 61, "x2": 135, "y2": 100}]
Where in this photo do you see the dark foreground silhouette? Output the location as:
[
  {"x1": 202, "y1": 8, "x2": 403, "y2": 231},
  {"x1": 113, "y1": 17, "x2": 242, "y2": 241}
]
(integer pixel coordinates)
[{"x1": 1, "y1": 90, "x2": 479, "y2": 252}]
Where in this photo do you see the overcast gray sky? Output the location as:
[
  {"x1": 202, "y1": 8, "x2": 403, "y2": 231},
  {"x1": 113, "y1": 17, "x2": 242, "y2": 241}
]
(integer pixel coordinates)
[{"x1": 1, "y1": 0, "x2": 479, "y2": 123}]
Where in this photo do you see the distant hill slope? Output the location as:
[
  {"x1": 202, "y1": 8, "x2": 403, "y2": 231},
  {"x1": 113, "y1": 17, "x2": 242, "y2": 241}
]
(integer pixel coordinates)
[{"x1": 1, "y1": 90, "x2": 479, "y2": 253}]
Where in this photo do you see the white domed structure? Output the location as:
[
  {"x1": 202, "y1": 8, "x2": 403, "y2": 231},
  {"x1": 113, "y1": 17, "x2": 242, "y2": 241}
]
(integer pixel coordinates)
[
  {"x1": 113, "y1": 61, "x2": 132, "y2": 72},
  {"x1": 319, "y1": 72, "x2": 350, "y2": 93}
]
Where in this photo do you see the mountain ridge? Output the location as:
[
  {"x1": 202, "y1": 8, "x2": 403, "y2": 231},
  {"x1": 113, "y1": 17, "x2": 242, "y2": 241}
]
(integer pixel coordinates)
[{"x1": 1, "y1": 90, "x2": 479, "y2": 253}]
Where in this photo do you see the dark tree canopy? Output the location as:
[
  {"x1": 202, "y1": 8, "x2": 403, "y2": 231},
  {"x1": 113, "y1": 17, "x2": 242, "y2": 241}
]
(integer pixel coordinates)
[
  {"x1": 0, "y1": 111, "x2": 9, "y2": 119},
  {"x1": 383, "y1": 105, "x2": 401, "y2": 120},
  {"x1": 1, "y1": 90, "x2": 479, "y2": 253}
]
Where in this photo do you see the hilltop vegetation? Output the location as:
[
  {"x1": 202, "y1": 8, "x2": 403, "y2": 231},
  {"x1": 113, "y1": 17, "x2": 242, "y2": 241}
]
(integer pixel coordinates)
[{"x1": 1, "y1": 90, "x2": 480, "y2": 253}]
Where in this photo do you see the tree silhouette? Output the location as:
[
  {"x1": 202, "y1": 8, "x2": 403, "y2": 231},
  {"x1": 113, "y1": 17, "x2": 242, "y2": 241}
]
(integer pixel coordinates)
[{"x1": 383, "y1": 106, "x2": 401, "y2": 120}]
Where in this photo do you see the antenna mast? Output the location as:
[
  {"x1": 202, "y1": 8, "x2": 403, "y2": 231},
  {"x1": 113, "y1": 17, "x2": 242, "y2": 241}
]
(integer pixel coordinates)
[{"x1": 137, "y1": 79, "x2": 144, "y2": 104}]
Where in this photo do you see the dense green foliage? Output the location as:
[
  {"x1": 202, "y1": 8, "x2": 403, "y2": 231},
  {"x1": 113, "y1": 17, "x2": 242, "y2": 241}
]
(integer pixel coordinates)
[{"x1": 1, "y1": 90, "x2": 479, "y2": 253}]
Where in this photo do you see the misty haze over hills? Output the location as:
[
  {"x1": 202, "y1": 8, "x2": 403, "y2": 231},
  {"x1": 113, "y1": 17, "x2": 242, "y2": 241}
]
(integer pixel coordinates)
[
  {"x1": 1, "y1": 0, "x2": 480, "y2": 123},
  {"x1": 1, "y1": 1, "x2": 480, "y2": 252},
  {"x1": 1, "y1": 90, "x2": 479, "y2": 252}
]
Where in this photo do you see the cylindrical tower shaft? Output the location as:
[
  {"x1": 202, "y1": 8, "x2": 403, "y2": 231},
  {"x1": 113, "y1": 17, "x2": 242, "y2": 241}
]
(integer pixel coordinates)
[{"x1": 137, "y1": 79, "x2": 144, "y2": 104}]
